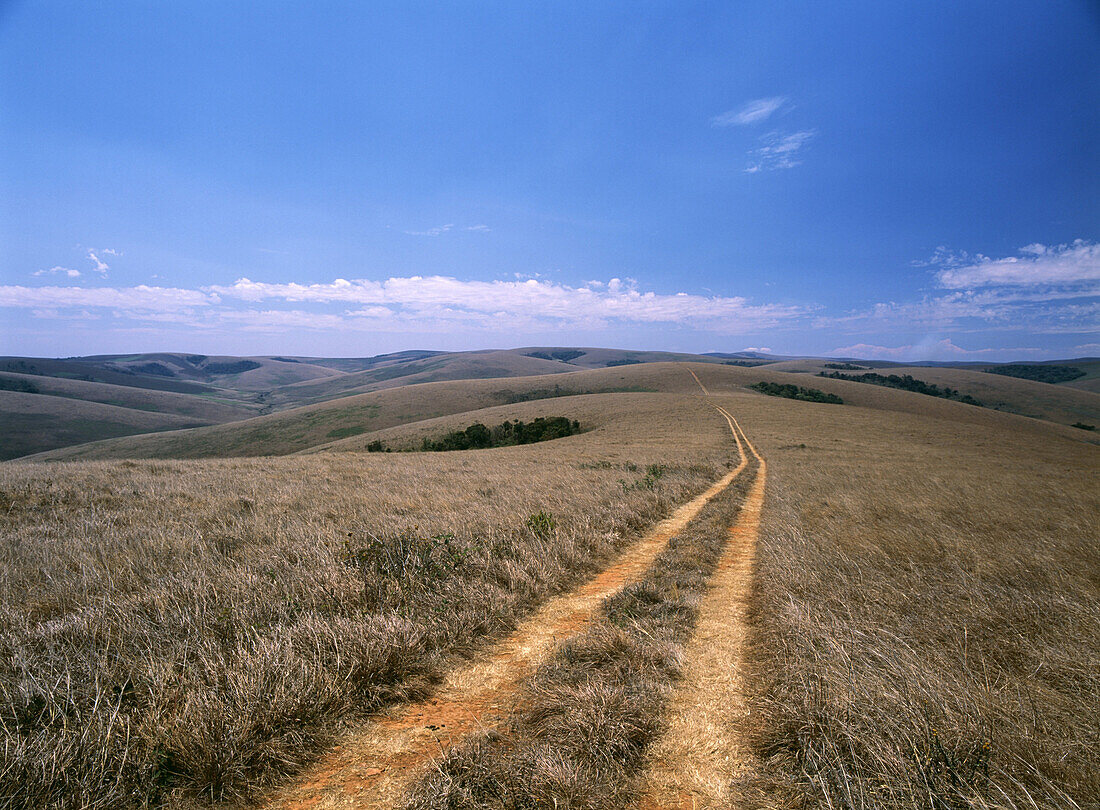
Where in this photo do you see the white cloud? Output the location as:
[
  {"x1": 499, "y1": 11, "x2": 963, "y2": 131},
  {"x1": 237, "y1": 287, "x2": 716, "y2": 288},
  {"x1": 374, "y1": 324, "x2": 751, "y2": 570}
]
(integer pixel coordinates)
[
  {"x1": 33, "y1": 266, "x2": 81, "y2": 278},
  {"x1": 1, "y1": 276, "x2": 810, "y2": 336},
  {"x1": 0, "y1": 285, "x2": 215, "y2": 310},
  {"x1": 403, "y1": 224, "x2": 455, "y2": 237},
  {"x1": 207, "y1": 275, "x2": 809, "y2": 332},
  {"x1": 830, "y1": 240, "x2": 1100, "y2": 336},
  {"x1": 742, "y1": 346, "x2": 772, "y2": 353},
  {"x1": 86, "y1": 249, "x2": 110, "y2": 275},
  {"x1": 1074, "y1": 343, "x2": 1100, "y2": 354},
  {"x1": 712, "y1": 97, "x2": 787, "y2": 127},
  {"x1": 829, "y1": 339, "x2": 1043, "y2": 362},
  {"x1": 745, "y1": 130, "x2": 815, "y2": 172},
  {"x1": 465, "y1": 224, "x2": 490, "y2": 232},
  {"x1": 934, "y1": 240, "x2": 1100, "y2": 289}
]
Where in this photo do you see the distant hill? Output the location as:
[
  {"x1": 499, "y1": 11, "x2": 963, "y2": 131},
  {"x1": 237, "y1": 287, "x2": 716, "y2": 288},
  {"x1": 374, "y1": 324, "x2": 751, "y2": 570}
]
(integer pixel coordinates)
[
  {"x1": 18, "y1": 359, "x2": 1098, "y2": 462},
  {"x1": 0, "y1": 390, "x2": 212, "y2": 460},
  {"x1": 5, "y1": 349, "x2": 1099, "y2": 461}
]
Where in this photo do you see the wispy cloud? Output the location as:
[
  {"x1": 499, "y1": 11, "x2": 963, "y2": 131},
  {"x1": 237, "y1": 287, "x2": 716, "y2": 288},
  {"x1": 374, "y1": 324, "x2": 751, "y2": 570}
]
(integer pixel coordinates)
[
  {"x1": 33, "y1": 266, "x2": 81, "y2": 278},
  {"x1": 712, "y1": 97, "x2": 788, "y2": 127},
  {"x1": 0, "y1": 285, "x2": 215, "y2": 310},
  {"x1": 403, "y1": 223, "x2": 490, "y2": 237},
  {"x1": 829, "y1": 339, "x2": 1043, "y2": 361},
  {"x1": 745, "y1": 130, "x2": 816, "y2": 173},
  {"x1": 932, "y1": 240, "x2": 1100, "y2": 289},
  {"x1": 403, "y1": 224, "x2": 454, "y2": 237},
  {"x1": 86, "y1": 249, "x2": 112, "y2": 275},
  {"x1": 827, "y1": 240, "x2": 1100, "y2": 336}
]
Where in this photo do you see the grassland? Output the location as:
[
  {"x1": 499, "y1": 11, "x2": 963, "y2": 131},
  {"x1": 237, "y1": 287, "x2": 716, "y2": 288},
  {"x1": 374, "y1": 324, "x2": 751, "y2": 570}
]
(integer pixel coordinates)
[
  {"x1": 0, "y1": 394, "x2": 730, "y2": 808},
  {"x1": 2, "y1": 353, "x2": 1097, "y2": 810},
  {"x1": 717, "y1": 390, "x2": 1099, "y2": 808}
]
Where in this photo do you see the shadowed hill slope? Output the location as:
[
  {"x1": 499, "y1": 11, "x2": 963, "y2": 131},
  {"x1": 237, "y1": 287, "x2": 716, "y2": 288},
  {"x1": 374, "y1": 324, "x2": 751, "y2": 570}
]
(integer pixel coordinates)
[
  {"x1": 0, "y1": 372, "x2": 258, "y2": 422},
  {"x1": 0, "y1": 391, "x2": 212, "y2": 460}
]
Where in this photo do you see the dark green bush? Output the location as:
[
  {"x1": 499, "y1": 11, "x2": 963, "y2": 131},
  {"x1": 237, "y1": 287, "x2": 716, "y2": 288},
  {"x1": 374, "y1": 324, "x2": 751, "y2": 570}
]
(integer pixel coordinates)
[
  {"x1": 751, "y1": 381, "x2": 844, "y2": 405},
  {"x1": 0, "y1": 377, "x2": 39, "y2": 394},
  {"x1": 418, "y1": 417, "x2": 582, "y2": 452}
]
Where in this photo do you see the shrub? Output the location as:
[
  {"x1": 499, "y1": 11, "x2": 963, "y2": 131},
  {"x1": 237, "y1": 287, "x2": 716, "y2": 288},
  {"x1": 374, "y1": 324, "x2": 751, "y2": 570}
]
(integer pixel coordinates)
[
  {"x1": 418, "y1": 417, "x2": 582, "y2": 452},
  {"x1": 526, "y1": 511, "x2": 556, "y2": 537},
  {"x1": 750, "y1": 381, "x2": 843, "y2": 405}
]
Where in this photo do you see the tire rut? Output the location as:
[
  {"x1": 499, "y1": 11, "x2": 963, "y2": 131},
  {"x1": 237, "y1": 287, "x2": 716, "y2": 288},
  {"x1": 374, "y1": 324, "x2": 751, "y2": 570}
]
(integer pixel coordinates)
[
  {"x1": 637, "y1": 406, "x2": 767, "y2": 809},
  {"x1": 261, "y1": 412, "x2": 750, "y2": 810}
]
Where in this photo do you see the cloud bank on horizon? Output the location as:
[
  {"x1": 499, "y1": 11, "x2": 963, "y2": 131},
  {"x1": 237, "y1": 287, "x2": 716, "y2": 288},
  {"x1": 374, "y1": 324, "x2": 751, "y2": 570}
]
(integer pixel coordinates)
[{"x1": 3, "y1": 241, "x2": 1096, "y2": 361}]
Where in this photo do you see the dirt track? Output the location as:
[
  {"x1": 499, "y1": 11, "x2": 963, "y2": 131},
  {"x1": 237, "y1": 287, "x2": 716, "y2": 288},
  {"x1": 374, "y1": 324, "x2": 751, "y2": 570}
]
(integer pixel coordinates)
[
  {"x1": 263, "y1": 409, "x2": 751, "y2": 810},
  {"x1": 638, "y1": 405, "x2": 767, "y2": 808}
]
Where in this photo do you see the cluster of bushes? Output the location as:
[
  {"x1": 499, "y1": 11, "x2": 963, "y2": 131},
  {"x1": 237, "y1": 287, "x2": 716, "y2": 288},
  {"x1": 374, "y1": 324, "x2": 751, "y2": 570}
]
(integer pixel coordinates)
[
  {"x1": 606, "y1": 358, "x2": 642, "y2": 367},
  {"x1": 367, "y1": 417, "x2": 582, "y2": 453},
  {"x1": 819, "y1": 371, "x2": 983, "y2": 406},
  {"x1": 822, "y1": 362, "x2": 866, "y2": 370},
  {"x1": 525, "y1": 350, "x2": 585, "y2": 363},
  {"x1": 1071, "y1": 422, "x2": 1095, "y2": 431},
  {"x1": 723, "y1": 359, "x2": 769, "y2": 367},
  {"x1": 987, "y1": 364, "x2": 1085, "y2": 384},
  {"x1": 0, "y1": 377, "x2": 39, "y2": 394},
  {"x1": 750, "y1": 381, "x2": 843, "y2": 404}
]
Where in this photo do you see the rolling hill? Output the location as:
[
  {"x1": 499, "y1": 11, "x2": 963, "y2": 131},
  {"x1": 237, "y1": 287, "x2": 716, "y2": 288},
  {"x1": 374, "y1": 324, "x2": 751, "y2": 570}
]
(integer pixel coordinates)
[{"x1": 19, "y1": 359, "x2": 1100, "y2": 462}]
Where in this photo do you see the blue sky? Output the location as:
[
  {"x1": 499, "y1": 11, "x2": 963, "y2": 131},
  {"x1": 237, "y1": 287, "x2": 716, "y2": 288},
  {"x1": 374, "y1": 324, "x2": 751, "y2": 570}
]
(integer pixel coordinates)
[{"x1": 2, "y1": 1, "x2": 1097, "y2": 360}]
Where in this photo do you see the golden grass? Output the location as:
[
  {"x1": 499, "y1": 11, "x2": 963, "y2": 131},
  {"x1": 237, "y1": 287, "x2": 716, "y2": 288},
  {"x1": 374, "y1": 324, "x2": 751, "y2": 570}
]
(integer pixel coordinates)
[
  {"x1": 715, "y1": 391, "x2": 1100, "y2": 808},
  {"x1": 4, "y1": 359, "x2": 1097, "y2": 808},
  {"x1": 264, "y1": 407, "x2": 748, "y2": 810},
  {"x1": 403, "y1": 429, "x2": 760, "y2": 809},
  {"x1": 0, "y1": 395, "x2": 730, "y2": 808}
]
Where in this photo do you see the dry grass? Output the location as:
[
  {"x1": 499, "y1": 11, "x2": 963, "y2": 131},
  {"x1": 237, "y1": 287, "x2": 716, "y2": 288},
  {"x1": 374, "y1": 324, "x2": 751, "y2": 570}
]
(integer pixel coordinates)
[
  {"x1": 727, "y1": 392, "x2": 1100, "y2": 809},
  {"x1": 0, "y1": 398, "x2": 730, "y2": 808},
  {"x1": 403, "y1": 443, "x2": 760, "y2": 808}
]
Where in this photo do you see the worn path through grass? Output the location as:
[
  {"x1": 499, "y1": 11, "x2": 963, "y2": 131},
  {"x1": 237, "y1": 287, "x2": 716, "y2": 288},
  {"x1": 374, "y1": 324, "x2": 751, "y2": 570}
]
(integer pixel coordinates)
[
  {"x1": 637, "y1": 404, "x2": 767, "y2": 809},
  {"x1": 261, "y1": 409, "x2": 749, "y2": 810}
]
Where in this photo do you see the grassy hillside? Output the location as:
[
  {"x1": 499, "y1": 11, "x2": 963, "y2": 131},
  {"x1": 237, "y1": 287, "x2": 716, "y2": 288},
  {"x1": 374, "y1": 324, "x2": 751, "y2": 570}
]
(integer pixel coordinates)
[
  {"x1": 883, "y1": 365, "x2": 1100, "y2": 426},
  {"x1": 0, "y1": 391, "x2": 210, "y2": 460},
  {"x1": 0, "y1": 356, "x2": 225, "y2": 396},
  {"x1": 263, "y1": 350, "x2": 573, "y2": 408},
  {"x1": 1, "y1": 392, "x2": 731, "y2": 807},
  {"x1": 3, "y1": 359, "x2": 1097, "y2": 807},
  {"x1": 21, "y1": 360, "x2": 1100, "y2": 462},
  {"x1": 720, "y1": 389, "x2": 1099, "y2": 807}
]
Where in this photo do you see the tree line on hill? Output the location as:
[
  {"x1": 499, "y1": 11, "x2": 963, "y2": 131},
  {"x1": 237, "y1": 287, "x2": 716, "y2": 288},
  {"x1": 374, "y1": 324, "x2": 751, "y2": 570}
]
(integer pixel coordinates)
[
  {"x1": 986, "y1": 364, "x2": 1085, "y2": 384},
  {"x1": 367, "y1": 416, "x2": 582, "y2": 452},
  {"x1": 819, "y1": 371, "x2": 983, "y2": 406},
  {"x1": 750, "y1": 381, "x2": 844, "y2": 404}
]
